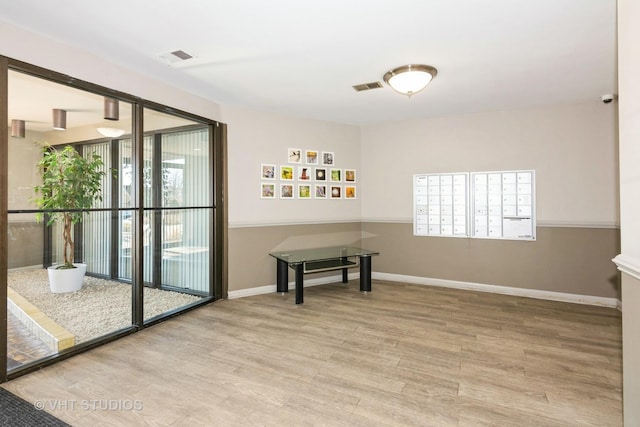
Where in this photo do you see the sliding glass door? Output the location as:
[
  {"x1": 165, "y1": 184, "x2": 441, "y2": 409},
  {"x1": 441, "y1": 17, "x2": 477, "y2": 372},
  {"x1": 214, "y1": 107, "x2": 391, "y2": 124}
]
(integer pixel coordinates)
[{"x1": 2, "y1": 58, "x2": 225, "y2": 382}]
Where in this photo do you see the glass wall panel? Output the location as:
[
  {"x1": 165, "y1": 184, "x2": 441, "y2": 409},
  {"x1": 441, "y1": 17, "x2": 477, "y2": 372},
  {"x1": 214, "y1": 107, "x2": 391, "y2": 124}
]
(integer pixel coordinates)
[
  {"x1": 161, "y1": 130, "x2": 210, "y2": 293},
  {"x1": 6, "y1": 70, "x2": 135, "y2": 371},
  {"x1": 3, "y1": 60, "x2": 221, "y2": 381},
  {"x1": 142, "y1": 109, "x2": 213, "y2": 321}
]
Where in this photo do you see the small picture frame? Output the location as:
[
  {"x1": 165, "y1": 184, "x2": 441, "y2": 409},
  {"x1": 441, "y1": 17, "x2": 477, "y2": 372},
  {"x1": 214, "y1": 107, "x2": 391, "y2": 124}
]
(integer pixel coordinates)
[
  {"x1": 344, "y1": 169, "x2": 356, "y2": 183},
  {"x1": 330, "y1": 185, "x2": 342, "y2": 199},
  {"x1": 297, "y1": 166, "x2": 312, "y2": 181},
  {"x1": 305, "y1": 150, "x2": 319, "y2": 165},
  {"x1": 261, "y1": 183, "x2": 276, "y2": 199},
  {"x1": 315, "y1": 184, "x2": 327, "y2": 199},
  {"x1": 288, "y1": 148, "x2": 302, "y2": 164},
  {"x1": 315, "y1": 168, "x2": 327, "y2": 181},
  {"x1": 261, "y1": 164, "x2": 276, "y2": 180},
  {"x1": 345, "y1": 186, "x2": 356, "y2": 199},
  {"x1": 330, "y1": 168, "x2": 342, "y2": 182},
  {"x1": 322, "y1": 151, "x2": 334, "y2": 166},
  {"x1": 280, "y1": 184, "x2": 294, "y2": 199},
  {"x1": 298, "y1": 184, "x2": 311, "y2": 199},
  {"x1": 280, "y1": 165, "x2": 294, "y2": 180}
]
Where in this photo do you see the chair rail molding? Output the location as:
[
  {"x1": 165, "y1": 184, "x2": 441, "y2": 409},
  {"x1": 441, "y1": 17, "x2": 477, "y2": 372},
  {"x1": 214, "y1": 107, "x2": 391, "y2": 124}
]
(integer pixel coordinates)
[{"x1": 613, "y1": 253, "x2": 640, "y2": 281}]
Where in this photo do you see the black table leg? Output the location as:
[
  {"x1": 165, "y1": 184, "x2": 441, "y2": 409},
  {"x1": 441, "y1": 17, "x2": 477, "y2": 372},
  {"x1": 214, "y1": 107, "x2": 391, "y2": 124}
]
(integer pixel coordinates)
[
  {"x1": 294, "y1": 263, "x2": 304, "y2": 304},
  {"x1": 341, "y1": 257, "x2": 349, "y2": 283},
  {"x1": 360, "y1": 255, "x2": 372, "y2": 292},
  {"x1": 276, "y1": 259, "x2": 288, "y2": 293}
]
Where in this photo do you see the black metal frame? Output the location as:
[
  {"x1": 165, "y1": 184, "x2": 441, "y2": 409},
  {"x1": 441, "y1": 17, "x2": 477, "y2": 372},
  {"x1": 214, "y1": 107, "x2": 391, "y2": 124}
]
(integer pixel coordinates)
[{"x1": 1, "y1": 56, "x2": 227, "y2": 383}]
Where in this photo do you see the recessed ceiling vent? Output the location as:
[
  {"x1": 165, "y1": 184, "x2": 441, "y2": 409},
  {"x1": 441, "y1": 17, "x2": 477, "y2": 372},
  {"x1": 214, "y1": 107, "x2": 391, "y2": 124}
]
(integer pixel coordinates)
[
  {"x1": 158, "y1": 50, "x2": 195, "y2": 65},
  {"x1": 352, "y1": 81, "x2": 383, "y2": 92}
]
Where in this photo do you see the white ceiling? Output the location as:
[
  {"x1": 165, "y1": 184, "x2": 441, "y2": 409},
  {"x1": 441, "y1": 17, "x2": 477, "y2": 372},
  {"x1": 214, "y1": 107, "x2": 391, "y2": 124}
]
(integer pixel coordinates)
[{"x1": 0, "y1": 0, "x2": 617, "y2": 126}]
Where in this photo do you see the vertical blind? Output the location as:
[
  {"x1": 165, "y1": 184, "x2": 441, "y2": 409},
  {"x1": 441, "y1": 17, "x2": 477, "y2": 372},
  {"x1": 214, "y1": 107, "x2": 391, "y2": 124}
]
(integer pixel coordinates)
[
  {"x1": 161, "y1": 129, "x2": 210, "y2": 292},
  {"x1": 82, "y1": 129, "x2": 211, "y2": 294},
  {"x1": 83, "y1": 142, "x2": 111, "y2": 275}
]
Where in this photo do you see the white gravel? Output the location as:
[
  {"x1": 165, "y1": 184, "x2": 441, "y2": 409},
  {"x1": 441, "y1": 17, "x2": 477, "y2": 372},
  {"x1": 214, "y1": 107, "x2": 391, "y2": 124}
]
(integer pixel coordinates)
[{"x1": 8, "y1": 268, "x2": 202, "y2": 343}]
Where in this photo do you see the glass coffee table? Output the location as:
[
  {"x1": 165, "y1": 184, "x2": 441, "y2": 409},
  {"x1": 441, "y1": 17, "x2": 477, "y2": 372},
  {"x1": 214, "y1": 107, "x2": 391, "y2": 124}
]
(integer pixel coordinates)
[{"x1": 269, "y1": 246, "x2": 380, "y2": 304}]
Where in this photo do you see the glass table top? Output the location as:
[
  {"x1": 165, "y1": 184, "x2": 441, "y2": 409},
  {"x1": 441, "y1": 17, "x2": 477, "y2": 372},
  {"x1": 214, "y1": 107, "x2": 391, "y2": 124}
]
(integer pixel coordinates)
[{"x1": 269, "y1": 245, "x2": 379, "y2": 264}]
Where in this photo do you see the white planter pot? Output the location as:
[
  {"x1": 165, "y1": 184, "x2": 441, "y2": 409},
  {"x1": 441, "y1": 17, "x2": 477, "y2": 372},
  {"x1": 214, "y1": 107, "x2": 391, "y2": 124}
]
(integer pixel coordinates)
[{"x1": 47, "y1": 263, "x2": 87, "y2": 293}]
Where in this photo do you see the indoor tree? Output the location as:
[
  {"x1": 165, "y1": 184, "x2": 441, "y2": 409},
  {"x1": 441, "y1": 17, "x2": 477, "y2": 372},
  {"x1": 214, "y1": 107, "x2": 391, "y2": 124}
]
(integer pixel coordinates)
[{"x1": 33, "y1": 143, "x2": 108, "y2": 269}]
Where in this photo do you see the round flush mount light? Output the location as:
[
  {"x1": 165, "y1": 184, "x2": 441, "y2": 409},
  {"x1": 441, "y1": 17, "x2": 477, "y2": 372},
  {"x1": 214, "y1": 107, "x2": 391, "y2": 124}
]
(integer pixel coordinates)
[
  {"x1": 97, "y1": 127, "x2": 125, "y2": 138},
  {"x1": 383, "y1": 64, "x2": 438, "y2": 97}
]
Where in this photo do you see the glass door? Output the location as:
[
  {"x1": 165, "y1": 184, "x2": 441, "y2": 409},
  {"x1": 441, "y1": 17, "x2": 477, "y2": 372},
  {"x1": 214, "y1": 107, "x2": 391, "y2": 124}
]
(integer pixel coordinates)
[
  {"x1": 5, "y1": 70, "x2": 135, "y2": 370},
  {"x1": 141, "y1": 109, "x2": 213, "y2": 322}
]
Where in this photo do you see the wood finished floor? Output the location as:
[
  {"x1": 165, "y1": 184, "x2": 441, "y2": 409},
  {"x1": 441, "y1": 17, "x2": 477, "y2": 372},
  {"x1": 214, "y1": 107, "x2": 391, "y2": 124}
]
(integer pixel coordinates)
[{"x1": 2, "y1": 280, "x2": 622, "y2": 426}]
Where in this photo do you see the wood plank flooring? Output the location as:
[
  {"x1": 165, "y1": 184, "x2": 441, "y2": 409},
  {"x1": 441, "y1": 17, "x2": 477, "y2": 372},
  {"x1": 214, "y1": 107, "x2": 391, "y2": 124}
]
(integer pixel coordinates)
[{"x1": 2, "y1": 280, "x2": 622, "y2": 426}]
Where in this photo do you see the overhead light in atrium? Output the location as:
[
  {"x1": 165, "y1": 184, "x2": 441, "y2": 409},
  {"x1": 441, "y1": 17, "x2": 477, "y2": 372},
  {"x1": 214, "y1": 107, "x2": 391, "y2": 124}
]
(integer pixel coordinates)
[
  {"x1": 11, "y1": 119, "x2": 25, "y2": 138},
  {"x1": 52, "y1": 109, "x2": 66, "y2": 130}
]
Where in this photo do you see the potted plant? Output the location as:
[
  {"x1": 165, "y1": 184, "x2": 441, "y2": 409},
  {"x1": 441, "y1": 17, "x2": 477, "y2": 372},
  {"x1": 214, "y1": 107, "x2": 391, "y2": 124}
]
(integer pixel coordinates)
[{"x1": 33, "y1": 143, "x2": 108, "y2": 293}]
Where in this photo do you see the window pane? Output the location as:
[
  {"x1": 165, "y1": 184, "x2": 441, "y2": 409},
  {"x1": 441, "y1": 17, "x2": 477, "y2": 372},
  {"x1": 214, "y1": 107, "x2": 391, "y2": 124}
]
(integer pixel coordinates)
[
  {"x1": 6, "y1": 70, "x2": 135, "y2": 371},
  {"x1": 142, "y1": 109, "x2": 212, "y2": 322}
]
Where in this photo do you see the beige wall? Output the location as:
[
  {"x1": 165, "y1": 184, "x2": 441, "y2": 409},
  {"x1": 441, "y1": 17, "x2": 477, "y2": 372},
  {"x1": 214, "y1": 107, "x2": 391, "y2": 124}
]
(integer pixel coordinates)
[
  {"x1": 617, "y1": 0, "x2": 640, "y2": 424},
  {"x1": 355, "y1": 101, "x2": 620, "y2": 302},
  {"x1": 7, "y1": 130, "x2": 41, "y2": 212},
  {"x1": 228, "y1": 222, "x2": 362, "y2": 292},
  {"x1": 8, "y1": 222, "x2": 41, "y2": 269},
  {"x1": 222, "y1": 95, "x2": 621, "y2": 301},
  {"x1": 7, "y1": 130, "x2": 42, "y2": 269},
  {"x1": 360, "y1": 101, "x2": 618, "y2": 226},
  {"x1": 220, "y1": 105, "x2": 362, "y2": 227},
  {"x1": 362, "y1": 222, "x2": 619, "y2": 299}
]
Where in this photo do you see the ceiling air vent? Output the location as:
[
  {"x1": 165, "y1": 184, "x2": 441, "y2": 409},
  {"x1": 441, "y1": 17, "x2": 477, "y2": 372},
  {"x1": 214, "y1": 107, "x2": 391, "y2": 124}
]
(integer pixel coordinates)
[
  {"x1": 158, "y1": 50, "x2": 195, "y2": 65},
  {"x1": 352, "y1": 81, "x2": 383, "y2": 92}
]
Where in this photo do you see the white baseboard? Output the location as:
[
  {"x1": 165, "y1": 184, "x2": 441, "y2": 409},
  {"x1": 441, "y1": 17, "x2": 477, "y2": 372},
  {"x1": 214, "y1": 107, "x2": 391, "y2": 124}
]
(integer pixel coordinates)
[
  {"x1": 373, "y1": 272, "x2": 621, "y2": 309},
  {"x1": 228, "y1": 271, "x2": 621, "y2": 310}
]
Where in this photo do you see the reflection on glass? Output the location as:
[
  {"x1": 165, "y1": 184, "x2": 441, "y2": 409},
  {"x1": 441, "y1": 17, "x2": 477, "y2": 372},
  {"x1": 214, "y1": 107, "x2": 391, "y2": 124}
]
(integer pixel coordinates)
[
  {"x1": 142, "y1": 110, "x2": 212, "y2": 321},
  {"x1": 6, "y1": 70, "x2": 134, "y2": 371},
  {"x1": 5, "y1": 69, "x2": 216, "y2": 374}
]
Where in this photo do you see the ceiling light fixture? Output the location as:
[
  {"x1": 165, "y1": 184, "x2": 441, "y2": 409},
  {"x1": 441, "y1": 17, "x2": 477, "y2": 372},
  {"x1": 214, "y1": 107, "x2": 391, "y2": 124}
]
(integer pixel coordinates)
[
  {"x1": 383, "y1": 64, "x2": 438, "y2": 97},
  {"x1": 52, "y1": 108, "x2": 66, "y2": 130},
  {"x1": 97, "y1": 127, "x2": 125, "y2": 138},
  {"x1": 11, "y1": 119, "x2": 25, "y2": 138},
  {"x1": 104, "y1": 97, "x2": 119, "y2": 121}
]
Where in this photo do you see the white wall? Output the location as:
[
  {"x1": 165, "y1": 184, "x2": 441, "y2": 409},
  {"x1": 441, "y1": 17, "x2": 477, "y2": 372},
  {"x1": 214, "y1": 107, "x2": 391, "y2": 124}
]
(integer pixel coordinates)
[
  {"x1": 7, "y1": 130, "x2": 41, "y2": 213},
  {"x1": 618, "y1": 1, "x2": 640, "y2": 261},
  {"x1": 360, "y1": 101, "x2": 618, "y2": 227},
  {"x1": 617, "y1": 0, "x2": 640, "y2": 424},
  {"x1": 0, "y1": 22, "x2": 221, "y2": 123},
  {"x1": 221, "y1": 105, "x2": 361, "y2": 227}
]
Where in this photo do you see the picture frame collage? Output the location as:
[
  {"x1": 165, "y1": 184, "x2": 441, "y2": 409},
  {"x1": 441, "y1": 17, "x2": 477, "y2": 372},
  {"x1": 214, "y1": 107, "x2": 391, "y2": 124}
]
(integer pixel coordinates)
[{"x1": 261, "y1": 148, "x2": 357, "y2": 200}]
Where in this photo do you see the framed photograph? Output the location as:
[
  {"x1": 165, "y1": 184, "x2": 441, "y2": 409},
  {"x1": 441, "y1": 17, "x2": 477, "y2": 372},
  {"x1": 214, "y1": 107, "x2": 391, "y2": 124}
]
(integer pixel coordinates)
[
  {"x1": 288, "y1": 148, "x2": 302, "y2": 164},
  {"x1": 305, "y1": 150, "x2": 319, "y2": 165},
  {"x1": 330, "y1": 168, "x2": 342, "y2": 182},
  {"x1": 345, "y1": 186, "x2": 356, "y2": 199},
  {"x1": 261, "y1": 183, "x2": 276, "y2": 199},
  {"x1": 261, "y1": 163, "x2": 276, "y2": 180},
  {"x1": 280, "y1": 184, "x2": 294, "y2": 199},
  {"x1": 322, "y1": 151, "x2": 334, "y2": 166},
  {"x1": 297, "y1": 166, "x2": 312, "y2": 181},
  {"x1": 330, "y1": 185, "x2": 342, "y2": 199},
  {"x1": 280, "y1": 165, "x2": 294, "y2": 181},
  {"x1": 315, "y1": 184, "x2": 327, "y2": 199},
  {"x1": 344, "y1": 169, "x2": 356, "y2": 183},
  {"x1": 298, "y1": 184, "x2": 311, "y2": 199},
  {"x1": 315, "y1": 168, "x2": 327, "y2": 181}
]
